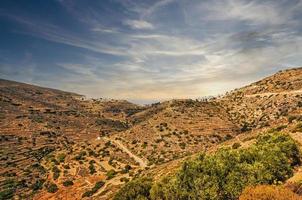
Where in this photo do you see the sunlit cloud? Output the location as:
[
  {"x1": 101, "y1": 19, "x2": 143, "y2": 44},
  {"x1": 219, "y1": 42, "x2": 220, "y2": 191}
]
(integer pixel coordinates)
[
  {"x1": 0, "y1": 0, "x2": 302, "y2": 102},
  {"x1": 123, "y1": 19, "x2": 154, "y2": 30}
]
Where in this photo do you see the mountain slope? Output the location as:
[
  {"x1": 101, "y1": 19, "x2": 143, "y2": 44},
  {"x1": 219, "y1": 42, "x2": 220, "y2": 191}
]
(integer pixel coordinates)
[
  {"x1": 218, "y1": 67, "x2": 302, "y2": 131},
  {"x1": 0, "y1": 67, "x2": 301, "y2": 200}
]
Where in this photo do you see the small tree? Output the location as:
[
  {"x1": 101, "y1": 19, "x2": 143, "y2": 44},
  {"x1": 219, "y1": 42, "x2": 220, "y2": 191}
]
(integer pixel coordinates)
[
  {"x1": 63, "y1": 180, "x2": 74, "y2": 187},
  {"x1": 46, "y1": 183, "x2": 58, "y2": 193}
]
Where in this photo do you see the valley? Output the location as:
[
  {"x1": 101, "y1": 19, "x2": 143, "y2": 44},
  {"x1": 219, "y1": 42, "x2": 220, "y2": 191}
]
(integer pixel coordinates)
[{"x1": 0, "y1": 67, "x2": 301, "y2": 200}]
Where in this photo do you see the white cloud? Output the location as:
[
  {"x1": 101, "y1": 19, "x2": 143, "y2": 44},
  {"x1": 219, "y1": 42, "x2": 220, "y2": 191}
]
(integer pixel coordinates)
[
  {"x1": 124, "y1": 19, "x2": 154, "y2": 30},
  {"x1": 2, "y1": 0, "x2": 302, "y2": 102},
  {"x1": 141, "y1": 0, "x2": 175, "y2": 18},
  {"x1": 198, "y1": 0, "x2": 298, "y2": 26}
]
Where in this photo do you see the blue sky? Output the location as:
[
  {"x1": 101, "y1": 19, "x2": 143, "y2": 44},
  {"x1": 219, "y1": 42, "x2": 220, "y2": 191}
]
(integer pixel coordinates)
[{"x1": 0, "y1": 0, "x2": 302, "y2": 103}]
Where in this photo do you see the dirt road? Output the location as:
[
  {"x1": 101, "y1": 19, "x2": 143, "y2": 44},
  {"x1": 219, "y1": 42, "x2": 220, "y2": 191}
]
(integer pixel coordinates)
[{"x1": 103, "y1": 137, "x2": 148, "y2": 168}]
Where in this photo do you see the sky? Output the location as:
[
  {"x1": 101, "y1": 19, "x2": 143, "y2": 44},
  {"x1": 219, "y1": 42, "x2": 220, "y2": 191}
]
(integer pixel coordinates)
[{"x1": 0, "y1": 0, "x2": 302, "y2": 103}]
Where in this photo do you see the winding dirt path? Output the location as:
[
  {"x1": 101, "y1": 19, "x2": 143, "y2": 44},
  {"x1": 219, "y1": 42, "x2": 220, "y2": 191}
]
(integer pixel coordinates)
[
  {"x1": 92, "y1": 173, "x2": 129, "y2": 199},
  {"x1": 103, "y1": 137, "x2": 148, "y2": 168},
  {"x1": 92, "y1": 137, "x2": 147, "y2": 198}
]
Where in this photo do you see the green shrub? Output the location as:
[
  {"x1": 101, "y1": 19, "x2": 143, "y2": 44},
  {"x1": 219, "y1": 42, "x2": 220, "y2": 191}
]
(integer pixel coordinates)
[
  {"x1": 52, "y1": 166, "x2": 61, "y2": 180},
  {"x1": 150, "y1": 132, "x2": 300, "y2": 200},
  {"x1": 75, "y1": 151, "x2": 86, "y2": 161},
  {"x1": 179, "y1": 142, "x2": 186, "y2": 149},
  {"x1": 0, "y1": 179, "x2": 17, "y2": 199},
  {"x1": 82, "y1": 190, "x2": 94, "y2": 198},
  {"x1": 121, "y1": 165, "x2": 132, "y2": 174},
  {"x1": 57, "y1": 153, "x2": 66, "y2": 163},
  {"x1": 232, "y1": 142, "x2": 241, "y2": 149},
  {"x1": 82, "y1": 181, "x2": 105, "y2": 198},
  {"x1": 240, "y1": 123, "x2": 250, "y2": 132},
  {"x1": 106, "y1": 169, "x2": 117, "y2": 180},
  {"x1": 268, "y1": 125, "x2": 287, "y2": 132},
  {"x1": 32, "y1": 179, "x2": 45, "y2": 191},
  {"x1": 89, "y1": 163, "x2": 96, "y2": 175},
  {"x1": 293, "y1": 123, "x2": 302, "y2": 133},
  {"x1": 288, "y1": 116, "x2": 297, "y2": 123},
  {"x1": 114, "y1": 177, "x2": 153, "y2": 200},
  {"x1": 63, "y1": 164, "x2": 70, "y2": 169},
  {"x1": 63, "y1": 180, "x2": 74, "y2": 187},
  {"x1": 46, "y1": 183, "x2": 58, "y2": 193},
  {"x1": 0, "y1": 189, "x2": 15, "y2": 200},
  {"x1": 115, "y1": 132, "x2": 300, "y2": 200}
]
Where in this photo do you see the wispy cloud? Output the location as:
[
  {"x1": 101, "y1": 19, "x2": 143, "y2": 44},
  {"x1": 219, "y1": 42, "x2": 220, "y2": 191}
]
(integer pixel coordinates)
[
  {"x1": 1, "y1": 0, "x2": 302, "y2": 102},
  {"x1": 202, "y1": 0, "x2": 289, "y2": 25},
  {"x1": 124, "y1": 19, "x2": 154, "y2": 29}
]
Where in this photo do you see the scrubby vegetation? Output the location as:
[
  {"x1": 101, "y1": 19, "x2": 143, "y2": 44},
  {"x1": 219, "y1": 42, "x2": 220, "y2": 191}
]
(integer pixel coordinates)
[
  {"x1": 114, "y1": 177, "x2": 153, "y2": 200},
  {"x1": 63, "y1": 180, "x2": 74, "y2": 187},
  {"x1": 106, "y1": 169, "x2": 117, "y2": 180},
  {"x1": 0, "y1": 179, "x2": 17, "y2": 200},
  {"x1": 293, "y1": 123, "x2": 302, "y2": 133},
  {"x1": 114, "y1": 132, "x2": 301, "y2": 200},
  {"x1": 82, "y1": 181, "x2": 105, "y2": 198},
  {"x1": 45, "y1": 182, "x2": 58, "y2": 193},
  {"x1": 239, "y1": 185, "x2": 300, "y2": 200}
]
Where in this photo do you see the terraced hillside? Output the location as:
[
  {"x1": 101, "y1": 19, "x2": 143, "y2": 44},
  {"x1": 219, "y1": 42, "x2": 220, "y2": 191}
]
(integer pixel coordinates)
[
  {"x1": 110, "y1": 68, "x2": 302, "y2": 200},
  {"x1": 0, "y1": 67, "x2": 301, "y2": 200},
  {"x1": 0, "y1": 80, "x2": 143, "y2": 199},
  {"x1": 115, "y1": 100, "x2": 239, "y2": 166},
  {"x1": 218, "y1": 68, "x2": 302, "y2": 131}
]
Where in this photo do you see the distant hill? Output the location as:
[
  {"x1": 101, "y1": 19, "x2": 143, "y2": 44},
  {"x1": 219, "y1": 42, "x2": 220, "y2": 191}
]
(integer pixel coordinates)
[{"x1": 219, "y1": 67, "x2": 302, "y2": 131}]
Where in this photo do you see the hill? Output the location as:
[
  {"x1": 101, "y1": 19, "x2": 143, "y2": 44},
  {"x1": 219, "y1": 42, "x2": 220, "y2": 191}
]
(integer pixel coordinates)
[{"x1": 0, "y1": 67, "x2": 301, "y2": 200}]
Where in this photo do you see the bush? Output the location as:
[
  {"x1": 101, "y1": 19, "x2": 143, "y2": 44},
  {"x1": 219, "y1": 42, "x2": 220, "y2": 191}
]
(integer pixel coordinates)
[
  {"x1": 232, "y1": 142, "x2": 241, "y2": 149},
  {"x1": 114, "y1": 177, "x2": 153, "y2": 200},
  {"x1": 0, "y1": 188, "x2": 15, "y2": 200},
  {"x1": 121, "y1": 165, "x2": 132, "y2": 174},
  {"x1": 293, "y1": 123, "x2": 302, "y2": 133},
  {"x1": 268, "y1": 125, "x2": 287, "y2": 133},
  {"x1": 89, "y1": 163, "x2": 96, "y2": 175},
  {"x1": 63, "y1": 180, "x2": 73, "y2": 187},
  {"x1": 52, "y1": 166, "x2": 61, "y2": 180},
  {"x1": 57, "y1": 153, "x2": 66, "y2": 163},
  {"x1": 82, "y1": 181, "x2": 105, "y2": 198},
  {"x1": 239, "y1": 185, "x2": 300, "y2": 200},
  {"x1": 288, "y1": 116, "x2": 297, "y2": 123},
  {"x1": 82, "y1": 190, "x2": 94, "y2": 198},
  {"x1": 46, "y1": 183, "x2": 58, "y2": 193},
  {"x1": 0, "y1": 179, "x2": 17, "y2": 199},
  {"x1": 106, "y1": 169, "x2": 117, "y2": 180},
  {"x1": 75, "y1": 151, "x2": 86, "y2": 161},
  {"x1": 32, "y1": 179, "x2": 45, "y2": 191},
  {"x1": 150, "y1": 132, "x2": 300, "y2": 200},
  {"x1": 241, "y1": 123, "x2": 250, "y2": 132},
  {"x1": 116, "y1": 132, "x2": 300, "y2": 200},
  {"x1": 179, "y1": 142, "x2": 186, "y2": 149}
]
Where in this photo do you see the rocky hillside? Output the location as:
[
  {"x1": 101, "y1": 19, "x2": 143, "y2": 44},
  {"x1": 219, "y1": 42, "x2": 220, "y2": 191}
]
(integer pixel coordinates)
[
  {"x1": 218, "y1": 68, "x2": 302, "y2": 131},
  {"x1": 0, "y1": 80, "x2": 141, "y2": 199},
  {"x1": 116, "y1": 99, "x2": 239, "y2": 166},
  {"x1": 0, "y1": 67, "x2": 301, "y2": 200}
]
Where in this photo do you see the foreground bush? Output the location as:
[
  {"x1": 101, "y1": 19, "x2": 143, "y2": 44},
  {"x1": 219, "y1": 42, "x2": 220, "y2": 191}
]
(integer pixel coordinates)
[
  {"x1": 114, "y1": 132, "x2": 300, "y2": 200},
  {"x1": 239, "y1": 185, "x2": 300, "y2": 200},
  {"x1": 114, "y1": 177, "x2": 153, "y2": 200},
  {"x1": 151, "y1": 132, "x2": 300, "y2": 200}
]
